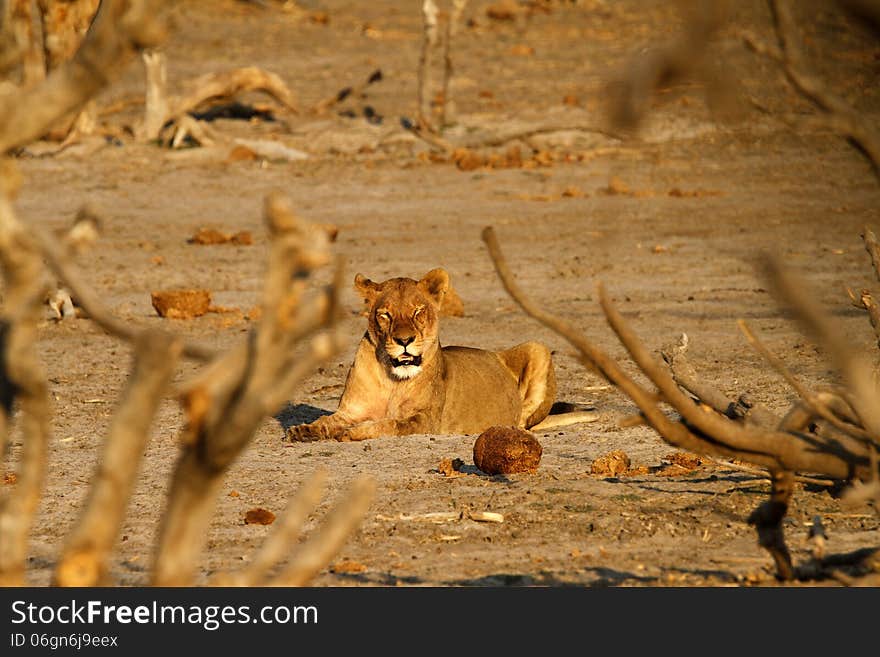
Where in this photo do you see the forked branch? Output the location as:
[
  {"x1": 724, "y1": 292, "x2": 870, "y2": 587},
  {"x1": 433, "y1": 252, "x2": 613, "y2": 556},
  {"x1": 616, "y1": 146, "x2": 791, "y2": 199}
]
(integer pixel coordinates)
[
  {"x1": 483, "y1": 226, "x2": 878, "y2": 579},
  {"x1": 153, "y1": 193, "x2": 343, "y2": 585}
]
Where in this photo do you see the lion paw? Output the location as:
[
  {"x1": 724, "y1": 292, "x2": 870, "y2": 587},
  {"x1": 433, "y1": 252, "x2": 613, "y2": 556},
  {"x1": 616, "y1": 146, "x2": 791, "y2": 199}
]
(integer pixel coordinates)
[{"x1": 285, "y1": 424, "x2": 325, "y2": 442}]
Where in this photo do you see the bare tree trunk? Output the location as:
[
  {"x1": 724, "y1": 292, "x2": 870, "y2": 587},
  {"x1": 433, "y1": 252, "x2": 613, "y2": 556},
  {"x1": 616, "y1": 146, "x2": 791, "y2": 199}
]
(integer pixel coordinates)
[
  {"x1": 417, "y1": 0, "x2": 439, "y2": 132},
  {"x1": 139, "y1": 48, "x2": 167, "y2": 141}
]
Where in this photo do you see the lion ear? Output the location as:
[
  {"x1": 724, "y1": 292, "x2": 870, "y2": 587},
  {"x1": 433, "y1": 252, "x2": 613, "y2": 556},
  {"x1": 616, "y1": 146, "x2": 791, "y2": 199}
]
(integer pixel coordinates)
[
  {"x1": 354, "y1": 274, "x2": 381, "y2": 303},
  {"x1": 418, "y1": 268, "x2": 449, "y2": 306}
]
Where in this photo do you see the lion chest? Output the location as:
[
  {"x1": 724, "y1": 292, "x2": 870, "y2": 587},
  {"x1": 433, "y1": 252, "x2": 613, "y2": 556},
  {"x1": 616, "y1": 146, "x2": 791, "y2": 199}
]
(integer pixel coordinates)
[{"x1": 337, "y1": 339, "x2": 443, "y2": 422}]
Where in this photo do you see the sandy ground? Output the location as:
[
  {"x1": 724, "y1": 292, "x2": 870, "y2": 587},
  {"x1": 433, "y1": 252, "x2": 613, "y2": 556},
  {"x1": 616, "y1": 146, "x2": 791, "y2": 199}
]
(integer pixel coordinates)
[{"x1": 4, "y1": 0, "x2": 880, "y2": 586}]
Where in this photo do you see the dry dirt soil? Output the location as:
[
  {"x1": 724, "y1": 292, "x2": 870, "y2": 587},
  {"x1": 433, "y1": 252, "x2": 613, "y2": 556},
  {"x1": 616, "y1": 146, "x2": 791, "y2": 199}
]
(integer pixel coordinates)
[{"x1": 5, "y1": 0, "x2": 880, "y2": 587}]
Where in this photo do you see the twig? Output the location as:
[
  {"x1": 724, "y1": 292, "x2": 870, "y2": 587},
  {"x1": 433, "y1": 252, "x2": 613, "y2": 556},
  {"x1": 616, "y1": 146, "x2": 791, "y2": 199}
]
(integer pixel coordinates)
[
  {"x1": 739, "y1": 318, "x2": 874, "y2": 443},
  {"x1": 269, "y1": 476, "x2": 376, "y2": 586},
  {"x1": 461, "y1": 125, "x2": 625, "y2": 149},
  {"x1": 767, "y1": 0, "x2": 880, "y2": 179},
  {"x1": 31, "y1": 224, "x2": 215, "y2": 362},
  {"x1": 762, "y1": 254, "x2": 880, "y2": 442},
  {"x1": 862, "y1": 225, "x2": 880, "y2": 283},
  {"x1": 402, "y1": 119, "x2": 455, "y2": 153},
  {"x1": 846, "y1": 286, "x2": 880, "y2": 350},
  {"x1": 707, "y1": 457, "x2": 837, "y2": 487},
  {"x1": 54, "y1": 330, "x2": 181, "y2": 586},
  {"x1": 211, "y1": 469, "x2": 327, "y2": 586}
]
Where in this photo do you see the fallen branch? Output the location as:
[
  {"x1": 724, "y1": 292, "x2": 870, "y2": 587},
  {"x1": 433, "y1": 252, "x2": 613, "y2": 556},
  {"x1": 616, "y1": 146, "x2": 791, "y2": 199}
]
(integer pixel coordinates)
[
  {"x1": 660, "y1": 333, "x2": 780, "y2": 428},
  {"x1": 172, "y1": 66, "x2": 297, "y2": 119}
]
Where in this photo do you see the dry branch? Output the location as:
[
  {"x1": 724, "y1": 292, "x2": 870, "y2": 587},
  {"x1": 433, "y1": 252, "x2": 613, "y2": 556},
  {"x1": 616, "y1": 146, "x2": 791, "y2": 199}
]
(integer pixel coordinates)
[
  {"x1": 138, "y1": 59, "x2": 297, "y2": 144},
  {"x1": 270, "y1": 476, "x2": 376, "y2": 586},
  {"x1": 483, "y1": 226, "x2": 878, "y2": 579},
  {"x1": 847, "y1": 287, "x2": 880, "y2": 350},
  {"x1": 211, "y1": 469, "x2": 328, "y2": 586},
  {"x1": 598, "y1": 282, "x2": 868, "y2": 478},
  {"x1": 152, "y1": 193, "x2": 341, "y2": 586},
  {"x1": 54, "y1": 330, "x2": 181, "y2": 587},
  {"x1": 745, "y1": 0, "x2": 880, "y2": 178},
  {"x1": 606, "y1": 1, "x2": 733, "y2": 133},
  {"x1": 172, "y1": 66, "x2": 297, "y2": 118},
  {"x1": 482, "y1": 226, "x2": 783, "y2": 470},
  {"x1": 660, "y1": 333, "x2": 781, "y2": 428},
  {"x1": 738, "y1": 319, "x2": 874, "y2": 443},
  {"x1": 747, "y1": 469, "x2": 795, "y2": 579},
  {"x1": 31, "y1": 219, "x2": 215, "y2": 362},
  {"x1": 0, "y1": 188, "x2": 51, "y2": 586},
  {"x1": 762, "y1": 254, "x2": 880, "y2": 442},
  {"x1": 0, "y1": 0, "x2": 169, "y2": 154},
  {"x1": 861, "y1": 225, "x2": 880, "y2": 283}
]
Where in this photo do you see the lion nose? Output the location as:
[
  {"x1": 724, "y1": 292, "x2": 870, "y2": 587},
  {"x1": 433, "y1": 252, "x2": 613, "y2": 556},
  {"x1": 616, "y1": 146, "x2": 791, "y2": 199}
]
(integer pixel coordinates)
[{"x1": 394, "y1": 335, "x2": 415, "y2": 347}]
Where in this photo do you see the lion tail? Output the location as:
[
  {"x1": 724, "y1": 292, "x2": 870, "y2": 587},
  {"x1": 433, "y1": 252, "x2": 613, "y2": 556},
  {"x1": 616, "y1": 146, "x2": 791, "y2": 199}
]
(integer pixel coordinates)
[{"x1": 529, "y1": 410, "x2": 600, "y2": 432}]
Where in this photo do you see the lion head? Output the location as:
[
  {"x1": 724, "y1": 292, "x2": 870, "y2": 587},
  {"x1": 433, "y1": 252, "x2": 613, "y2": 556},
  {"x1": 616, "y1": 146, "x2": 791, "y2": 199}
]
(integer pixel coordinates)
[{"x1": 354, "y1": 268, "x2": 449, "y2": 380}]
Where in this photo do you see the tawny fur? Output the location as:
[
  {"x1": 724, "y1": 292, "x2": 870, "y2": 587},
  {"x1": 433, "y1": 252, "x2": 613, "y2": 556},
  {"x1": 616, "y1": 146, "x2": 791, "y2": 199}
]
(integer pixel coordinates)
[{"x1": 285, "y1": 268, "x2": 568, "y2": 442}]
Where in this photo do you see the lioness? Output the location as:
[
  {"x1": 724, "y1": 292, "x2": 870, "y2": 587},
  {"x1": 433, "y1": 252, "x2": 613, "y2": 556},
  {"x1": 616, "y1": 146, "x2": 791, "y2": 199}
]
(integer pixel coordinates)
[{"x1": 285, "y1": 268, "x2": 593, "y2": 442}]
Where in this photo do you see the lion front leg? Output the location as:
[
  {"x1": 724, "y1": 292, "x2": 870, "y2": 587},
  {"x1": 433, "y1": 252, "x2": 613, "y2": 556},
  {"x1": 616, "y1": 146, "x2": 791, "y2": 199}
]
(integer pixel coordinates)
[{"x1": 337, "y1": 413, "x2": 433, "y2": 442}]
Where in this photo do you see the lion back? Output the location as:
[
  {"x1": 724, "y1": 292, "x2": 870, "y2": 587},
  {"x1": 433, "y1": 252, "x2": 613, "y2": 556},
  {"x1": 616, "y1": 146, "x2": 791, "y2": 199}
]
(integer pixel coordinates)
[{"x1": 438, "y1": 346, "x2": 521, "y2": 433}]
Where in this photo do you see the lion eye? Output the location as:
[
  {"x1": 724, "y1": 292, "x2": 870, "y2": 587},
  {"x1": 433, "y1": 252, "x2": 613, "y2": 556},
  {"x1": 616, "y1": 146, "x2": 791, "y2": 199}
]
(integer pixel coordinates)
[
  {"x1": 413, "y1": 306, "x2": 425, "y2": 319},
  {"x1": 377, "y1": 311, "x2": 391, "y2": 322}
]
